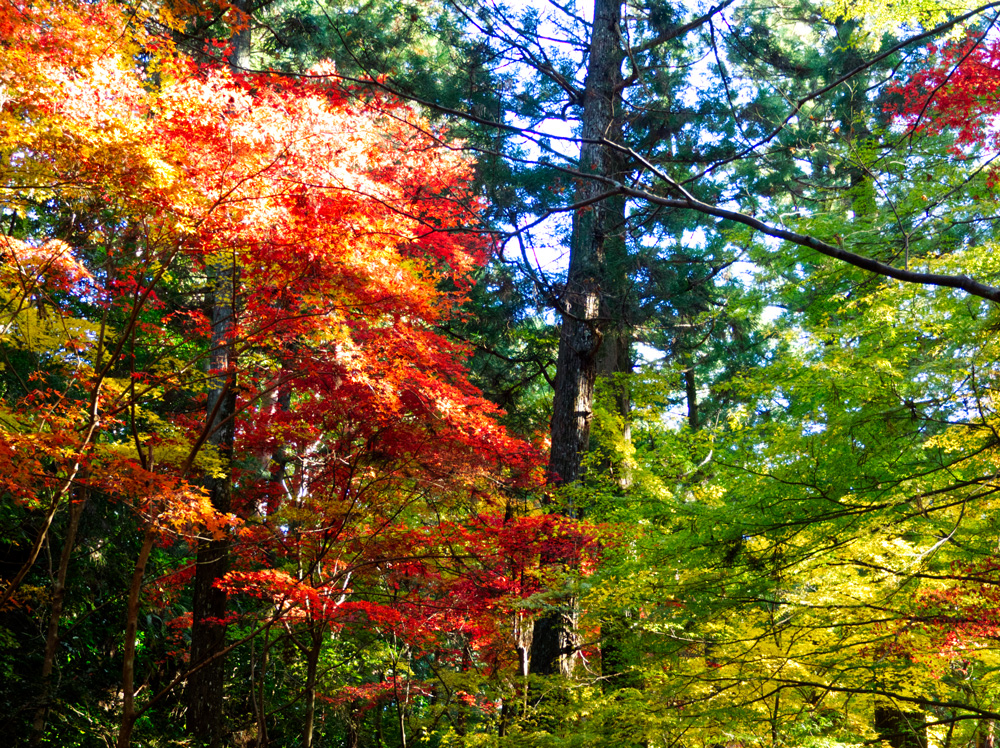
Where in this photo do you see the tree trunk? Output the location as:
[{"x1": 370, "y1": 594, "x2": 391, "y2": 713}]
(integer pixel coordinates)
[
  {"x1": 303, "y1": 625, "x2": 323, "y2": 748},
  {"x1": 345, "y1": 707, "x2": 361, "y2": 748},
  {"x1": 597, "y1": 307, "x2": 633, "y2": 487},
  {"x1": 875, "y1": 705, "x2": 927, "y2": 748},
  {"x1": 530, "y1": 0, "x2": 625, "y2": 678},
  {"x1": 186, "y1": 11, "x2": 248, "y2": 743},
  {"x1": 118, "y1": 527, "x2": 157, "y2": 748},
  {"x1": 545, "y1": 0, "x2": 626, "y2": 490},
  {"x1": 976, "y1": 719, "x2": 995, "y2": 748},
  {"x1": 251, "y1": 624, "x2": 272, "y2": 747},
  {"x1": 684, "y1": 364, "x2": 698, "y2": 431},
  {"x1": 187, "y1": 256, "x2": 238, "y2": 745},
  {"x1": 30, "y1": 484, "x2": 87, "y2": 744}
]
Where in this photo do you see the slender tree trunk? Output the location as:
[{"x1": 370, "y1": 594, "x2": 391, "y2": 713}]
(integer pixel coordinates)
[
  {"x1": 345, "y1": 704, "x2": 361, "y2": 748},
  {"x1": 252, "y1": 624, "x2": 272, "y2": 747},
  {"x1": 391, "y1": 646, "x2": 409, "y2": 748},
  {"x1": 30, "y1": 484, "x2": 88, "y2": 744},
  {"x1": 531, "y1": 0, "x2": 625, "y2": 679},
  {"x1": 303, "y1": 625, "x2": 324, "y2": 748},
  {"x1": 118, "y1": 527, "x2": 157, "y2": 748},
  {"x1": 398, "y1": 698, "x2": 408, "y2": 748}
]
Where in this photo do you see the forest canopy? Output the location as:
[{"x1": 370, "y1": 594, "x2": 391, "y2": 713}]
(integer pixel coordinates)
[{"x1": 2, "y1": 0, "x2": 1000, "y2": 747}]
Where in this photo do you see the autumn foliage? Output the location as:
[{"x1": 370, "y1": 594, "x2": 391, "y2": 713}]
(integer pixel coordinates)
[
  {"x1": 0, "y1": 0, "x2": 564, "y2": 743},
  {"x1": 17, "y1": 0, "x2": 1000, "y2": 746},
  {"x1": 890, "y1": 35, "x2": 1000, "y2": 156}
]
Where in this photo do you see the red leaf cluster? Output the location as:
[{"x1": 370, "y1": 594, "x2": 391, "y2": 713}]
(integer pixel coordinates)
[{"x1": 889, "y1": 36, "x2": 1000, "y2": 154}]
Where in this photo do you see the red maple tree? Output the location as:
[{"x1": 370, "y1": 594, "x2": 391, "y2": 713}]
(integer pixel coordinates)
[{"x1": 0, "y1": 2, "x2": 566, "y2": 744}]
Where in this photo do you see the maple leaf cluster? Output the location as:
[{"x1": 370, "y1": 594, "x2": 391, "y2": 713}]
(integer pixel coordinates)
[{"x1": 889, "y1": 36, "x2": 1000, "y2": 157}]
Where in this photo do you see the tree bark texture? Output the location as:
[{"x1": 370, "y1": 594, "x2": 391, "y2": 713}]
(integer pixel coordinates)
[
  {"x1": 546, "y1": 0, "x2": 625, "y2": 490},
  {"x1": 531, "y1": 0, "x2": 626, "y2": 679},
  {"x1": 186, "y1": 11, "x2": 248, "y2": 741},
  {"x1": 187, "y1": 252, "x2": 238, "y2": 746}
]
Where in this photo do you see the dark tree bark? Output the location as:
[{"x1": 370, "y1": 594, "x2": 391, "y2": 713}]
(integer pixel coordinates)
[
  {"x1": 530, "y1": 0, "x2": 626, "y2": 679},
  {"x1": 186, "y1": 256, "x2": 237, "y2": 746},
  {"x1": 544, "y1": 0, "x2": 624, "y2": 493},
  {"x1": 684, "y1": 364, "x2": 698, "y2": 432},
  {"x1": 30, "y1": 484, "x2": 87, "y2": 745},
  {"x1": 118, "y1": 527, "x2": 157, "y2": 748},
  {"x1": 185, "y1": 9, "x2": 249, "y2": 744},
  {"x1": 302, "y1": 625, "x2": 324, "y2": 748}
]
